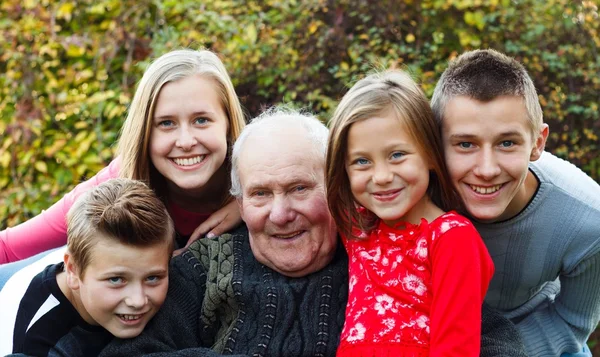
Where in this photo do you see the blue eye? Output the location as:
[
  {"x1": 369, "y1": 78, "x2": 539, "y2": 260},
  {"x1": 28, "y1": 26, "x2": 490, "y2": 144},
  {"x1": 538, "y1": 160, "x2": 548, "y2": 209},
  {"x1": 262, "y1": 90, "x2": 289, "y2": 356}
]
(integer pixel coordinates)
[
  {"x1": 108, "y1": 277, "x2": 123, "y2": 284},
  {"x1": 158, "y1": 120, "x2": 175, "y2": 127},
  {"x1": 391, "y1": 152, "x2": 404, "y2": 159},
  {"x1": 146, "y1": 276, "x2": 161, "y2": 283},
  {"x1": 458, "y1": 142, "x2": 473, "y2": 149},
  {"x1": 500, "y1": 140, "x2": 514, "y2": 148},
  {"x1": 194, "y1": 117, "x2": 208, "y2": 125},
  {"x1": 355, "y1": 158, "x2": 369, "y2": 165},
  {"x1": 294, "y1": 185, "x2": 307, "y2": 192}
]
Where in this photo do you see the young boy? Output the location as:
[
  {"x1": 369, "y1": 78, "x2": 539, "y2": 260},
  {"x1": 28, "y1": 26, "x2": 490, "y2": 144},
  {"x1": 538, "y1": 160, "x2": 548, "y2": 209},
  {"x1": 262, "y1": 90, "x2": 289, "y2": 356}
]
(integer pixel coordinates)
[
  {"x1": 0, "y1": 178, "x2": 174, "y2": 356},
  {"x1": 431, "y1": 49, "x2": 600, "y2": 357}
]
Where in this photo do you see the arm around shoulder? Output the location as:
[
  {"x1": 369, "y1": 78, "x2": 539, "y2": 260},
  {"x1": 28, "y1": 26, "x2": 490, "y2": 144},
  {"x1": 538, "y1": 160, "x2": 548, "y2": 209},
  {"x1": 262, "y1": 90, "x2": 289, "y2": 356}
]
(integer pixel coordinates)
[{"x1": 0, "y1": 159, "x2": 120, "y2": 264}]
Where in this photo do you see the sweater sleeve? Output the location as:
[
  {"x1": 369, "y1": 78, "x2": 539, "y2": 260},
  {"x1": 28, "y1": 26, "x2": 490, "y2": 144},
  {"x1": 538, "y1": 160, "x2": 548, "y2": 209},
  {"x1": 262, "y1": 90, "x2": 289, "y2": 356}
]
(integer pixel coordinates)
[
  {"x1": 0, "y1": 159, "x2": 120, "y2": 264},
  {"x1": 429, "y1": 224, "x2": 494, "y2": 357},
  {"x1": 480, "y1": 303, "x2": 527, "y2": 357},
  {"x1": 516, "y1": 250, "x2": 600, "y2": 356},
  {"x1": 99, "y1": 252, "x2": 210, "y2": 356}
]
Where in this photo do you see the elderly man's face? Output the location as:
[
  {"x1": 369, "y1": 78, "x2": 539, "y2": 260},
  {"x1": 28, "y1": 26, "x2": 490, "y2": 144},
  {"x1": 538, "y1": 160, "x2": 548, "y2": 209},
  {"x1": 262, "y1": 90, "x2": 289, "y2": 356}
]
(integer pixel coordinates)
[{"x1": 237, "y1": 128, "x2": 337, "y2": 277}]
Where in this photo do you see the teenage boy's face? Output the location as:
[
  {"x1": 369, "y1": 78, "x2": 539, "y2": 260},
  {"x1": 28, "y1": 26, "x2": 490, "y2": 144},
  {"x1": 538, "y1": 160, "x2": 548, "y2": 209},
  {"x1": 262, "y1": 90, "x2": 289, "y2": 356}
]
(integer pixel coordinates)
[
  {"x1": 442, "y1": 95, "x2": 547, "y2": 222},
  {"x1": 69, "y1": 238, "x2": 170, "y2": 339}
]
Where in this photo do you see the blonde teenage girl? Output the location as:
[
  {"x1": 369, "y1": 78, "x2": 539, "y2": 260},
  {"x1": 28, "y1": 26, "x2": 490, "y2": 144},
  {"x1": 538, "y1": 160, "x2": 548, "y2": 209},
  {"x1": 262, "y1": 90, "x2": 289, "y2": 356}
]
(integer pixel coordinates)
[
  {"x1": 0, "y1": 49, "x2": 245, "y2": 263},
  {"x1": 326, "y1": 70, "x2": 494, "y2": 356}
]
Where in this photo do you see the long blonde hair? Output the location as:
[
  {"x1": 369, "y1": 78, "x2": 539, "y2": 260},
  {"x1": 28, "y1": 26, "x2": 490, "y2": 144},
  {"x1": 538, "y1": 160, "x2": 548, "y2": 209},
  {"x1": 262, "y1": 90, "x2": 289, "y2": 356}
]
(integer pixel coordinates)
[{"x1": 117, "y1": 49, "x2": 245, "y2": 200}]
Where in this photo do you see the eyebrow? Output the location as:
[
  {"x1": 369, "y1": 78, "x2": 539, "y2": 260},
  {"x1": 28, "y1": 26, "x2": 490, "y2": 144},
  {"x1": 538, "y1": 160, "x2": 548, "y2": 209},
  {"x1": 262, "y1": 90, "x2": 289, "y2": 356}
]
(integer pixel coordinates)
[
  {"x1": 347, "y1": 142, "x2": 412, "y2": 156},
  {"x1": 245, "y1": 178, "x2": 315, "y2": 193},
  {"x1": 145, "y1": 268, "x2": 168, "y2": 276},
  {"x1": 448, "y1": 131, "x2": 526, "y2": 140},
  {"x1": 99, "y1": 268, "x2": 168, "y2": 277},
  {"x1": 154, "y1": 110, "x2": 215, "y2": 120}
]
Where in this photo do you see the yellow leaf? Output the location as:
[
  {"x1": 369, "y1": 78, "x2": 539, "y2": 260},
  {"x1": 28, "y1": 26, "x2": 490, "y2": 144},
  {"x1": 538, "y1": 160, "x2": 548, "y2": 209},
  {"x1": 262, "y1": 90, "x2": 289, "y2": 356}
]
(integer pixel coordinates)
[
  {"x1": 0, "y1": 151, "x2": 10, "y2": 168},
  {"x1": 35, "y1": 161, "x2": 48, "y2": 173},
  {"x1": 74, "y1": 121, "x2": 88, "y2": 129},
  {"x1": 340, "y1": 62, "x2": 349, "y2": 71},
  {"x1": 66, "y1": 44, "x2": 85, "y2": 57},
  {"x1": 246, "y1": 24, "x2": 257, "y2": 44},
  {"x1": 308, "y1": 22, "x2": 318, "y2": 34},
  {"x1": 23, "y1": 0, "x2": 36, "y2": 9},
  {"x1": 57, "y1": 2, "x2": 75, "y2": 22},
  {"x1": 44, "y1": 139, "x2": 67, "y2": 157},
  {"x1": 2, "y1": 137, "x2": 12, "y2": 150},
  {"x1": 405, "y1": 33, "x2": 415, "y2": 43}
]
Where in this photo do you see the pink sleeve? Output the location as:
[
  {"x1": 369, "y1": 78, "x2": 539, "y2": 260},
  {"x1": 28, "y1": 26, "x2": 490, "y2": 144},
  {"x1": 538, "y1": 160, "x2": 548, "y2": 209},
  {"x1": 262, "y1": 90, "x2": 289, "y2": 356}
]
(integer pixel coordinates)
[
  {"x1": 428, "y1": 224, "x2": 495, "y2": 357},
  {"x1": 0, "y1": 159, "x2": 121, "y2": 264}
]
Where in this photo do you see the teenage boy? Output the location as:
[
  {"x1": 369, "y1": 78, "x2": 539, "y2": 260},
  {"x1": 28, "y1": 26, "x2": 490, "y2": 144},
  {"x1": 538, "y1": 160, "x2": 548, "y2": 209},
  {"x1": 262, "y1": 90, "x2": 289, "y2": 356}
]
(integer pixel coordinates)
[
  {"x1": 431, "y1": 49, "x2": 600, "y2": 357},
  {"x1": 0, "y1": 178, "x2": 174, "y2": 356}
]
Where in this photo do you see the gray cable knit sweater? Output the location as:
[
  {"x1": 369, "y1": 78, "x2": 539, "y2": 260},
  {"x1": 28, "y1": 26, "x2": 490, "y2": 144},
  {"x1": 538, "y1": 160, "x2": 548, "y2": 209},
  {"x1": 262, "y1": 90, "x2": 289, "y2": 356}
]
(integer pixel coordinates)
[{"x1": 100, "y1": 225, "x2": 527, "y2": 357}]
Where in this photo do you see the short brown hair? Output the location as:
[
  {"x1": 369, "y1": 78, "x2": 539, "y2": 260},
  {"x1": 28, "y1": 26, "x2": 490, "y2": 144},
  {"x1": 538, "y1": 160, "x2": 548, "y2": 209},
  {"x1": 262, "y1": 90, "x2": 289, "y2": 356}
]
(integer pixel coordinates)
[
  {"x1": 431, "y1": 49, "x2": 543, "y2": 137},
  {"x1": 326, "y1": 70, "x2": 459, "y2": 239},
  {"x1": 66, "y1": 178, "x2": 174, "y2": 276}
]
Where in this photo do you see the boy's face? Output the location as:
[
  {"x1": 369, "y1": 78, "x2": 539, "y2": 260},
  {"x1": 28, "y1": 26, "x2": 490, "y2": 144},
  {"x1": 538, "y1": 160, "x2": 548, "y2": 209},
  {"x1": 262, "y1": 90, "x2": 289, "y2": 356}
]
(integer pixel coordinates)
[
  {"x1": 441, "y1": 95, "x2": 547, "y2": 222},
  {"x1": 68, "y1": 237, "x2": 170, "y2": 339}
]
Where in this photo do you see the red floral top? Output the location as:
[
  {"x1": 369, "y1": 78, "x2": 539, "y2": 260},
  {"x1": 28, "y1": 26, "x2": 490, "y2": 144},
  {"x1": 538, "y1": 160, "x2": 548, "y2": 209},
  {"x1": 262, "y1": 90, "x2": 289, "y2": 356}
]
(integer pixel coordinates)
[{"x1": 337, "y1": 211, "x2": 494, "y2": 357}]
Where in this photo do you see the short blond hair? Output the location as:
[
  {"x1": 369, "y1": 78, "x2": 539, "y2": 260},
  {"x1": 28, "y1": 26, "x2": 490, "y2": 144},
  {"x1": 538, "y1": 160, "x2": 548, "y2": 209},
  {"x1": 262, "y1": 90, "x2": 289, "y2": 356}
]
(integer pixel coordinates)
[
  {"x1": 327, "y1": 70, "x2": 459, "y2": 238},
  {"x1": 117, "y1": 49, "x2": 246, "y2": 198},
  {"x1": 431, "y1": 49, "x2": 543, "y2": 137},
  {"x1": 66, "y1": 178, "x2": 174, "y2": 277}
]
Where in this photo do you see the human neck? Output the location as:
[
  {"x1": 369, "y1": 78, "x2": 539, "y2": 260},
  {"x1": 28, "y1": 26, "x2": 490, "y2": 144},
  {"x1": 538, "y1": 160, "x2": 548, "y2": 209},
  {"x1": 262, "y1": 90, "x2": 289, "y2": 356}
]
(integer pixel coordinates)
[
  {"x1": 56, "y1": 270, "x2": 96, "y2": 326},
  {"x1": 166, "y1": 164, "x2": 228, "y2": 213}
]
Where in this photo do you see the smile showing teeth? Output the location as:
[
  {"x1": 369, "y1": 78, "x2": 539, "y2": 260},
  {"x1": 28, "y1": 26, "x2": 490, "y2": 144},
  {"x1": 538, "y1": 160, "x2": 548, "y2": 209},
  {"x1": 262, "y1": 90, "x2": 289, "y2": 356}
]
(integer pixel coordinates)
[
  {"x1": 274, "y1": 231, "x2": 303, "y2": 239},
  {"x1": 470, "y1": 184, "x2": 502, "y2": 195},
  {"x1": 172, "y1": 155, "x2": 205, "y2": 166},
  {"x1": 117, "y1": 313, "x2": 144, "y2": 321}
]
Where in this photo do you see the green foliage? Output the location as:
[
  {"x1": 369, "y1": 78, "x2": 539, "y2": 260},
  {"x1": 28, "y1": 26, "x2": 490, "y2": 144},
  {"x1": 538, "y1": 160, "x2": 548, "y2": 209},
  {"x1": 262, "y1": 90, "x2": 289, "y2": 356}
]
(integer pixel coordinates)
[{"x1": 1, "y1": 0, "x2": 599, "y2": 230}]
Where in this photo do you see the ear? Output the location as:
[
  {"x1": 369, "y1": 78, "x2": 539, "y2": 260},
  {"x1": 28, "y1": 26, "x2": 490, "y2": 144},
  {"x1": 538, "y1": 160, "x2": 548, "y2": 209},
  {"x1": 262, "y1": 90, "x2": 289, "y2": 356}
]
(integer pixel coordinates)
[
  {"x1": 64, "y1": 253, "x2": 82, "y2": 291},
  {"x1": 530, "y1": 123, "x2": 549, "y2": 161},
  {"x1": 236, "y1": 197, "x2": 244, "y2": 221}
]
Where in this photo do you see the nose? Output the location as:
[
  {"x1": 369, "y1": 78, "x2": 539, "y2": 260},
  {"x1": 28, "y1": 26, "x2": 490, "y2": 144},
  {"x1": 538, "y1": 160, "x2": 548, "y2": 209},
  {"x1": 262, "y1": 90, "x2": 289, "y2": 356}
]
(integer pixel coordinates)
[
  {"x1": 125, "y1": 285, "x2": 148, "y2": 309},
  {"x1": 372, "y1": 163, "x2": 393, "y2": 185},
  {"x1": 269, "y1": 195, "x2": 297, "y2": 226},
  {"x1": 175, "y1": 127, "x2": 197, "y2": 151},
  {"x1": 473, "y1": 147, "x2": 501, "y2": 180}
]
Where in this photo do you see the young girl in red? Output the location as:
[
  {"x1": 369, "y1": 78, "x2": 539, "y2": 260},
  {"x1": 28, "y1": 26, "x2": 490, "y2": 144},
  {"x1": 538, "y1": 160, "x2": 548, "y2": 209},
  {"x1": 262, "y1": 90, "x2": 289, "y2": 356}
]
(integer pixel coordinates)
[{"x1": 326, "y1": 70, "x2": 494, "y2": 356}]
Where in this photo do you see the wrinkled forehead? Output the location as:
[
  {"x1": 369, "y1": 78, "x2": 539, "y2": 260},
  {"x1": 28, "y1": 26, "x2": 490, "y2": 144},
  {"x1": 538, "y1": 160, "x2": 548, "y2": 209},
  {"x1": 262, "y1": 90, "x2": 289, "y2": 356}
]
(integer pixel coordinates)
[{"x1": 238, "y1": 131, "x2": 324, "y2": 187}]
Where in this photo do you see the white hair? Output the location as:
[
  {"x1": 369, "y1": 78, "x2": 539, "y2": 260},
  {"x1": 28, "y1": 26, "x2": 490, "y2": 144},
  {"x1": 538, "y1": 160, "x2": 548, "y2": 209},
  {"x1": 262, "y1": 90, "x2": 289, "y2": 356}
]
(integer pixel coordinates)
[{"x1": 230, "y1": 107, "x2": 329, "y2": 198}]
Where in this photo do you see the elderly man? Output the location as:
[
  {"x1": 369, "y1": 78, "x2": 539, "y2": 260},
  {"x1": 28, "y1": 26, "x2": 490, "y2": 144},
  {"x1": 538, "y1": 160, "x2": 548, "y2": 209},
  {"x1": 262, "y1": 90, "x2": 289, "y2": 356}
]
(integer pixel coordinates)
[{"x1": 100, "y1": 108, "x2": 526, "y2": 356}]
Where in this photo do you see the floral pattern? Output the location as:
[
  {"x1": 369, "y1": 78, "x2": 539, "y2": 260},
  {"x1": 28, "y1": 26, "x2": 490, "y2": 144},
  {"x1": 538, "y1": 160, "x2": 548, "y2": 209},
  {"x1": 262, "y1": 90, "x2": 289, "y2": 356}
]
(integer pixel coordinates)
[{"x1": 339, "y1": 211, "x2": 469, "y2": 349}]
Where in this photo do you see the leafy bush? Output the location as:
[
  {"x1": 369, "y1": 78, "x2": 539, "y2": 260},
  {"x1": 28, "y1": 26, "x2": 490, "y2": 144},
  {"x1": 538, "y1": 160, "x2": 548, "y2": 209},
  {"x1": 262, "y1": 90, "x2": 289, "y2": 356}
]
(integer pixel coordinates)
[
  {"x1": 1, "y1": 0, "x2": 598, "y2": 350},
  {"x1": 1, "y1": 0, "x2": 598, "y2": 226}
]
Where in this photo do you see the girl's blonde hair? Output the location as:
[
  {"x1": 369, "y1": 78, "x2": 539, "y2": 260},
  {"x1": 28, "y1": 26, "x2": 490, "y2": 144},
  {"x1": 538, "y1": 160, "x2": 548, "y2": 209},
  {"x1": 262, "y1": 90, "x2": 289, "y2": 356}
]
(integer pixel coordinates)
[
  {"x1": 117, "y1": 49, "x2": 245, "y2": 200},
  {"x1": 326, "y1": 70, "x2": 459, "y2": 238}
]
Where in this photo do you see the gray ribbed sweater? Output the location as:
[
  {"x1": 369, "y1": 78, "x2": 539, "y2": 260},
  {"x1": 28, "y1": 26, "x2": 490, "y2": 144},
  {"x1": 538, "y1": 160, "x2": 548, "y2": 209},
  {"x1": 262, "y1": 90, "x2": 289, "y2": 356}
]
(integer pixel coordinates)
[{"x1": 474, "y1": 152, "x2": 600, "y2": 356}]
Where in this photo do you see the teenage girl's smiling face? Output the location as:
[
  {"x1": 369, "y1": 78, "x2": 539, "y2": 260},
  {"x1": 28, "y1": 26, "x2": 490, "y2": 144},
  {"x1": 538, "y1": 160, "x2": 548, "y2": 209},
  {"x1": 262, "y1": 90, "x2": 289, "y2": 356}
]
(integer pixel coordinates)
[
  {"x1": 150, "y1": 74, "x2": 229, "y2": 196},
  {"x1": 345, "y1": 111, "x2": 437, "y2": 226}
]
